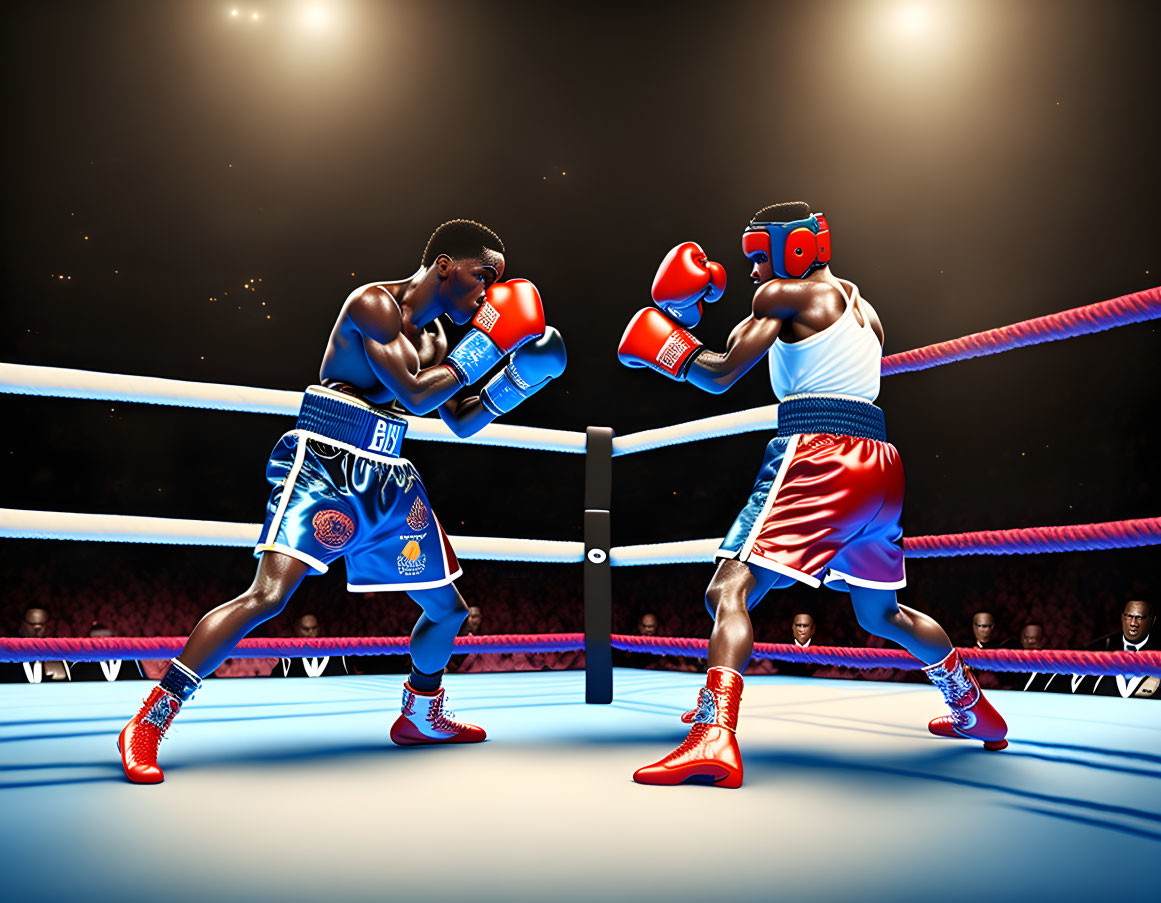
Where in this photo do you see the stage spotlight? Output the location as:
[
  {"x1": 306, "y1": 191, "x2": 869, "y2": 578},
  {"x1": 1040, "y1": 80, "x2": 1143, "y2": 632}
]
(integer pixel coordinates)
[
  {"x1": 303, "y1": 6, "x2": 331, "y2": 30},
  {"x1": 895, "y1": 3, "x2": 931, "y2": 37}
]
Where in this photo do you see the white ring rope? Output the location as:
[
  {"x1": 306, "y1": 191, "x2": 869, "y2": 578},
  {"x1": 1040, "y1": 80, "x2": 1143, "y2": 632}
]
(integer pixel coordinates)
[
  {"x1": 0, "y1": 508, "x2": 584, "y2": 563},
  {"x1": 611, "y1": 405, "x2": 779, "y2": 456},
  {"x1": 0, "y1": 363, "x2": 586, "y2": 454},
  {"x1": 0, "y1": 362, "x2": 783, "y2": 454},
  {"x1": 609, "y1": 539, "x2": 719, "y2": 566},
  {"x1": 0, "y1": 362, "x2": 303, "y2": 414}
]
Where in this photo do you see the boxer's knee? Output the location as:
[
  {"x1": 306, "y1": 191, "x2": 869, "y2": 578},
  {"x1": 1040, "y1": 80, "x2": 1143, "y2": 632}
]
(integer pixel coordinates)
[
  {"x1": 707, "y1": 558, "x2": 766, "y2": 620},
  {"x1": 850, "y1": 586, "x2": 901, "y2": 634},
  {"x1": 706, "y1": 582, "x2": 748, "y2": 622},
  {"x1": 411, "y1": 583, "x2": 468, "y2": 623},
  {"x1": 239, "y1": 584, "x2": 289, "y2": 624}
]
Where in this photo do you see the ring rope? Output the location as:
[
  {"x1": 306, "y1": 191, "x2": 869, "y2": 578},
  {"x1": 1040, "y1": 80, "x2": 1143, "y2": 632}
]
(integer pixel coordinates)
[
  {"x1": 1, "y1": 508, "x2": 1156, "y2": 561},
  {"x1": 902, "y1": 518, "x2": 1161, "y2": 557},
  {"x1": 610, "y1": 636, "x2": 1161, "y2": 676},
  {"x1": 881, "y1": 286, "x2": 1161, "y2": 375},
  {"x1": 0, "y1": 363, "x2": 587, "y2": 454},
  {"x1": 0, "y1": 508, "x2": 583, "y2": 561},
  {"x1": 611, "y1": 405, "x2": 779, "y2": 456},
  {"x1": 608, "y1": 518, "x2": 1161, "y2": 565},
  {"x1": 0, "y1": 634, "x2": 584, "y2": 662},
  {"x1": 3, "y1": 287, "x2": 1156, "y2": 455},
  {"x1": 4, "y1": 634, "x2": 1157, "y2": 677}
]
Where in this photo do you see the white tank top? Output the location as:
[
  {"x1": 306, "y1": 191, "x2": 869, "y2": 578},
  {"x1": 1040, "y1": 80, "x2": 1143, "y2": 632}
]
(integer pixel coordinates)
[{"x1": 768, "y1": 280, "x2": 881, "y2": 402}]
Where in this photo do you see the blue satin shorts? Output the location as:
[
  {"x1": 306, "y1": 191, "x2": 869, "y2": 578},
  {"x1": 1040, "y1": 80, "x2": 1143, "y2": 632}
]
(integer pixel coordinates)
[{"x1": 254, "y1": 387, "x2": 461, "y2": 592}]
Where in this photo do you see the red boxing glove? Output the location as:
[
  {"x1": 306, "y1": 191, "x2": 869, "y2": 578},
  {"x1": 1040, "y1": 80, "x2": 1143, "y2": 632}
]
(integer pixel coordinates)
[
  {"x1": 472, "y1": 279, "x2": 546, "y2": 353},
  {"x1": 446, "y1": 279, "x2": 547, "y2": 386},
  {"x1": 617, "y1": 307, "x2": 703, "y2": 380},
  {"x1": 651, "y1": 242, "x2": 727, "y2": 328}
]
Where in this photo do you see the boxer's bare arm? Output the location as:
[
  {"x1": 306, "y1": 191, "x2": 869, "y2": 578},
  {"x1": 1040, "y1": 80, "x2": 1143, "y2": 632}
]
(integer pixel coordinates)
[
  {"x1": 415, "y1": 317, "x2": 449, "y2": 368},
  {"x1": 347, "y1": 286, "x2": 462, "y2": 415},
  {"x1": 438, "y1": 396, "x2": 496, "y2": 438},
  {"x1": 685, "y1": 282, "x2": 800, "y2": 394}
]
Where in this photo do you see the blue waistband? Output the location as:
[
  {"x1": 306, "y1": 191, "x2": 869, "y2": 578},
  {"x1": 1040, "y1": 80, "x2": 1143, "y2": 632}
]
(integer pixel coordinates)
[
  {"x1": 295, "y1": 388, "x2": 407, "y2": 457},
  {"x1": 777, "y1": 396, "x2": 886, "y2": 441}
]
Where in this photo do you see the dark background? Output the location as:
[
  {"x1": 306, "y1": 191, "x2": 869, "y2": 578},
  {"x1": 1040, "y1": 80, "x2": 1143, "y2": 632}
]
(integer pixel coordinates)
[{"x1": 2, "y1": 0, "x2": 1158, "y2": 642}]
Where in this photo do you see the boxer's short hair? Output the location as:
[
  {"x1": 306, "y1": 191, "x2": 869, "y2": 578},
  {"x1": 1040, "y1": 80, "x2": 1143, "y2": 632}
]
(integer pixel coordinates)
[
  {"x1": 422, "y1": 219, "x2": 505, "y2": 266},
  {"x1": 751, "y1": 201, "x2": 812, "y2": 223}
]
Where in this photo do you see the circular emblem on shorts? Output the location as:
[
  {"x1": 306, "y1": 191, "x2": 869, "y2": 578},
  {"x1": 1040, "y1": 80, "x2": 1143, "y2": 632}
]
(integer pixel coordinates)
[{"x1": 313, "y1": 509, "x2": 355, "y2": 548}]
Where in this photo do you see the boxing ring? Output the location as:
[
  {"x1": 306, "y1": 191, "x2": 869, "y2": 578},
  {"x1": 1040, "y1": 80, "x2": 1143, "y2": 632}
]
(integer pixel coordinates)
[{"x1": 1, "y1": 286, "x2": 1160, "y2": 901}]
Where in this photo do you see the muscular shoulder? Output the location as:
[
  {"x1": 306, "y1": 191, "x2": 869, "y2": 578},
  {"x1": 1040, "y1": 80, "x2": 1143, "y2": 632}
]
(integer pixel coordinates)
[
  {"x1": 752, "y1": 279, "x2": 844, "y2": 322},
  {"x1": 345, "y1": 283, "x2": 403, "y2": 344}
]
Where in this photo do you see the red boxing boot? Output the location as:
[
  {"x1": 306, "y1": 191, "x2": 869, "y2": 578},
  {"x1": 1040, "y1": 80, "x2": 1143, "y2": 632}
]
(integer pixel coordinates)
[
  {"x1": 118, "y1": 686, "x2": 183, "y2": 784},
  {"x1": 389, "y1": 683, "x2": 486, "y2": 746},
  {"x1": 924, "y1": 649, "x2": 1008, "y2": 751},
  {"x1": 634, "y1": 667, "x2": 744, "y2": 788}
]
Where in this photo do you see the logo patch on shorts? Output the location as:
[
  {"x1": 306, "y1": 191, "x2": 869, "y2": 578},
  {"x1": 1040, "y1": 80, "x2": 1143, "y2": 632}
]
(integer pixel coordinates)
[
  {"x1": 406, "y1": 497, "x2": 429, "y2": 530},
  {"x1": 397, "y1": 539, "x2": 427, "y2": 576},
  {"x1": 313, "y1": 510, "x2": 355, "y2": 548}
]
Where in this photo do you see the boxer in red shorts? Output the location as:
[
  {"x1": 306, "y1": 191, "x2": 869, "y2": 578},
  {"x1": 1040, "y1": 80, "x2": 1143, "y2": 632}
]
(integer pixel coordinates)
[{"x1": 618, "y1": 202, "x2": 1007, "y2": 788}]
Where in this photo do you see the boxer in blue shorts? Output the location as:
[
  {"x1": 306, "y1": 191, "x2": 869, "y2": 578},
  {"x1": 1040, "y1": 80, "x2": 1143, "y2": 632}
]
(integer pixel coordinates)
[
  {"x1": 118, "y1": 220, "x2": 567, "y2": 783},
  {"x1": 619, "y1": 203, "x2": 1007, "y2": 788}
]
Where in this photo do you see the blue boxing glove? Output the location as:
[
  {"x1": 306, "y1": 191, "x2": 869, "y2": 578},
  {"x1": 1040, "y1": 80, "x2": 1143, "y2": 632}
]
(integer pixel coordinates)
[
  {"x1": 445, "y1": 280, "x2": 546, "y2": 386},
  {"x1": 480, "y1": 327, "x2": 567, "y2": 415}
]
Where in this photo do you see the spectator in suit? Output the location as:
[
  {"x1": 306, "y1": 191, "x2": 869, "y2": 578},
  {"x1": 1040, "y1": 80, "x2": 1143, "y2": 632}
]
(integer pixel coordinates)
[
  {"x1": 615, "y1": 611, "x2": 681, "y2": 671},
  {"x1": 69, "y1": 622, "x2": 146, "y2": 682},
  {"x1": 778, "y1": 612, "x2": 819, "y2": 678},
  {"x1": 270, "y1": 613, "x2": 350, "y2": 678},
  {"x1": 792, "y1": 612, "x2": 816, "y2": 648},
  {"x1": 1077, "y1": 600, "x2": 1158, "y2": 699},
  {"x1": 967, "y1": 610, "x2": 1003, "y2": 689},
  {"x1": 0, "y1": 608, "x2": 70, "y2": 683},
  {"x1": 970, "y1": 611, "x2": 1001, "y2": 649},
  {"x1": 1020, "y1": 623, "x2": 1046, "y2": 650},
  {"x1": 1009, "y1": 622, "x2": 1064, "y2": 692}
]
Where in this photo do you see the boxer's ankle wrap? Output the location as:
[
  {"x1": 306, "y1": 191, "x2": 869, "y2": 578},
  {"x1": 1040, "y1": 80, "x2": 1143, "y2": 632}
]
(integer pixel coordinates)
[
  {"x1": 778, "y1": 395, "x2": 886, "y2": 441},
  {"x1": 159, "y1": 659, "x2": 201, "y2": 702},
  {"x1": 297, "y1": 387, "x2": 407, "y2": 456},
  {"x1": 408, "y1": 668, "x2": 442, "y2": 693}
]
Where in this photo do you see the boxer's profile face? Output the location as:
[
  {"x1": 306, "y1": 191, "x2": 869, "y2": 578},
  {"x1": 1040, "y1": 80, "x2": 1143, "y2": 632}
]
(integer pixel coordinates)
[
  {"x1": 1121, "y1": 601, "x2": 1153, "y2": 643},
  {"x1": 439, "y1": 251, "x2": 505, "y2": 324},
  {"x1": 744, "y1": 243, "x2": 775, "y2": 285}
]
